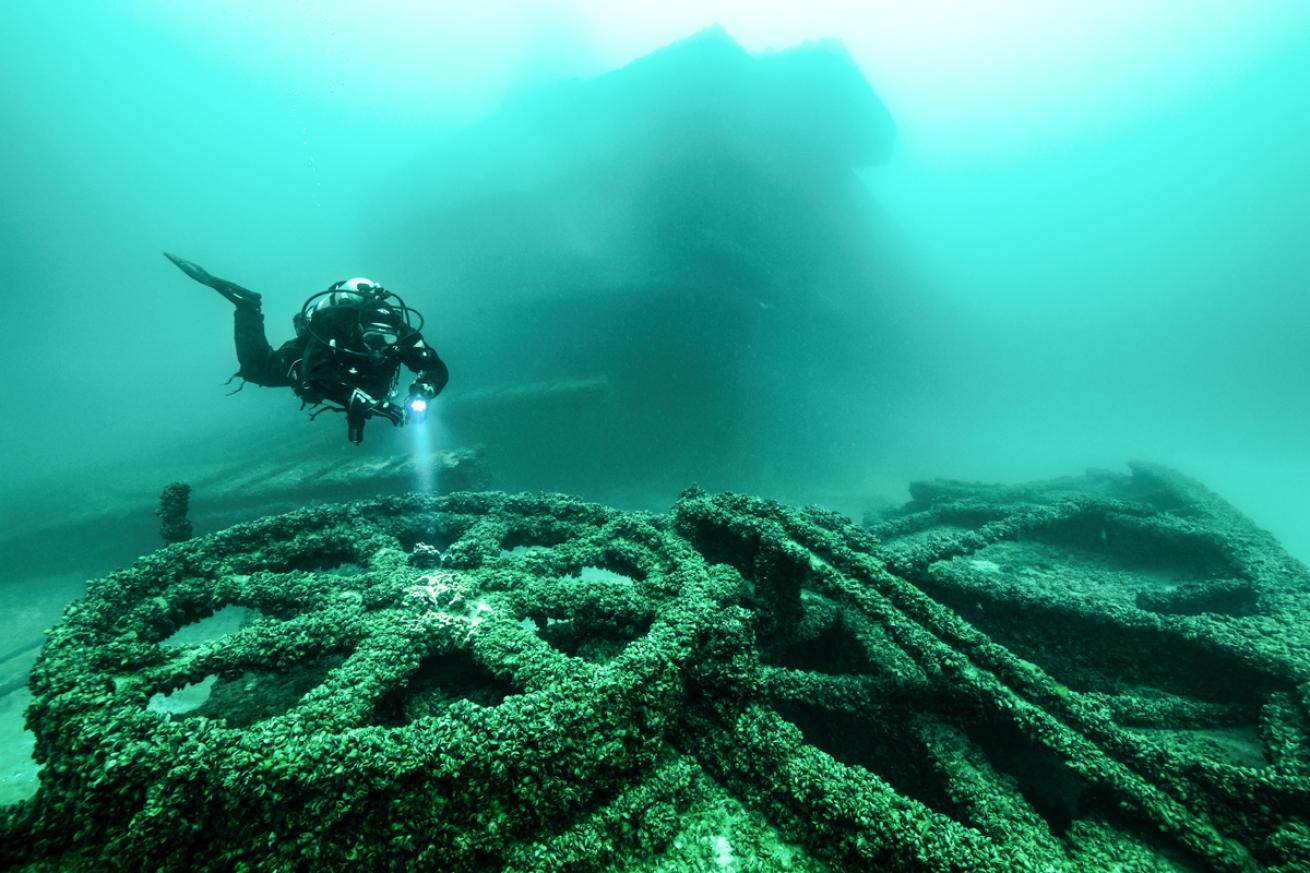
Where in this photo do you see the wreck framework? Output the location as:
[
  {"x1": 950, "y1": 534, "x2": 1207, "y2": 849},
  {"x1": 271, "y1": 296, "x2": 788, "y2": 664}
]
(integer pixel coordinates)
[{"x1": 3, "y1": 464, "x2": 1309, "y2": 871}]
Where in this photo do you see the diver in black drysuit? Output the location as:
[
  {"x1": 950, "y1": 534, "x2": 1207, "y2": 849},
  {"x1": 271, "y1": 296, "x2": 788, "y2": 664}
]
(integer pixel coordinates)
[{"x1": 165, "y1": 253, "x2": 449, "y2": 445}]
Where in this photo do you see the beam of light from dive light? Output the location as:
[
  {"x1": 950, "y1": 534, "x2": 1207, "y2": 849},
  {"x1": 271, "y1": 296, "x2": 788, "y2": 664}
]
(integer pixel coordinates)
[{"x1": 408, "y1": 397, "x2": 441, "y2": 495}]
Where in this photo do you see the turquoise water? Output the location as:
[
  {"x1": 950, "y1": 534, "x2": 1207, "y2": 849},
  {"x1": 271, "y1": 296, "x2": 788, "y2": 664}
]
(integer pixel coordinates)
[
  {"x1": 1, "y1": 7, "x2": 1308, "y2": 570},
  {"x1": 3, "y1": 5, "x2": 1310, "y2": 868}
]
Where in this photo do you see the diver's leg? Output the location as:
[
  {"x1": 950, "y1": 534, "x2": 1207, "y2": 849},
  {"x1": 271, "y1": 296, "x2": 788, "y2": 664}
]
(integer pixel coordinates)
[
  {"x1": 165, "y1": 253, "x2": 264, "y2": 308},
  {"x1": 232, "y1": 307, "x2": 285, "y2": 386}
]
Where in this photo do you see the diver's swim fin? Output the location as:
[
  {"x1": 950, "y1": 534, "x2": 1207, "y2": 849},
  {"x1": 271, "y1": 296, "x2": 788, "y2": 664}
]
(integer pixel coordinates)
[{"x1": 164, "y1": 252, "x2": 263, "y2": 309}]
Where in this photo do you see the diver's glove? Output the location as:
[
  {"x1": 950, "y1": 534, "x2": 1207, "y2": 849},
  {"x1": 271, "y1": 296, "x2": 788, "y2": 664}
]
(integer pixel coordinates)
[
  {"x1": 373, "y1": 402, "x2": 404, "y2": 426},
  {"x1": 345, "y1": 389, "x2": 402, "y2": 445},
  {"x1": 404, "y1": 380, "x2": 437, "y2": 425}
]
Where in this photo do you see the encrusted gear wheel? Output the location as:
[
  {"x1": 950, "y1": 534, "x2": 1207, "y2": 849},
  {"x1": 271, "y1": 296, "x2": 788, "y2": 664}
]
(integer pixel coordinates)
[
  {"x1": 4, "y1": 467, "x2": 1309, "y2": 872},
  {"x1": 12, "y1": 492, "x2": 719, "y2": 871}
]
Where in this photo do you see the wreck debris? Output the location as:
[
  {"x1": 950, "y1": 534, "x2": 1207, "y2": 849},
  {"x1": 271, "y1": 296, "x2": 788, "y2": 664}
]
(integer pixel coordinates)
[
  {"x1": 155, "y1": 482, "x2": 193, "y2": 544},
  {"x1": 3, "y1": 464, "x2": 1308, "y2": 871}
]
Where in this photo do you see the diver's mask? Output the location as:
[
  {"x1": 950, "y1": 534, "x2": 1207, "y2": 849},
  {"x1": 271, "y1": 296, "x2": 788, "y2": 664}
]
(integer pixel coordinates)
[{"x1": 360, "y1": 321, "x2": 401, "y2": 359}]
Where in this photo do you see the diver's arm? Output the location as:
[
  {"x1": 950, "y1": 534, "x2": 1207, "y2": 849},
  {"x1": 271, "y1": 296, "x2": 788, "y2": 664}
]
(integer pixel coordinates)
[{"x1": 401, "y1": 338, "x2": 449, "y2": 398}]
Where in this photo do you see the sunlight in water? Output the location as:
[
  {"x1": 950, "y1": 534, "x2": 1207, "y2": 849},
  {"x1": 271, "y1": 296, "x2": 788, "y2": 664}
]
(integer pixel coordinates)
[{"x1": 136, "y1": 0, "x2": 1310, "y2": 160}]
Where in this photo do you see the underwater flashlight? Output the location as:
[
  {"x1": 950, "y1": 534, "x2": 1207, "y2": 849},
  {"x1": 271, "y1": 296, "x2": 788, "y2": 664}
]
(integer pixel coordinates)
[{"x1": 405, "y1": 395, "x2": 429, "y2": 426}]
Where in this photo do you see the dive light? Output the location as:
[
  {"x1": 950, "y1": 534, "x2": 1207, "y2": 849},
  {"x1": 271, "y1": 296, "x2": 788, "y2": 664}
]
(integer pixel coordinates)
[{"x1": 406, "y1": 395, "x2": 429, "y2": 424}]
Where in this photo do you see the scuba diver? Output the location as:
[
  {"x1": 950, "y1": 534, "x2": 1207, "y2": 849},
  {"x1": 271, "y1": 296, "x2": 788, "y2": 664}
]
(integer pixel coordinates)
[{"x1": 165, "y1": 253, "x2": 448, "y2": 445}]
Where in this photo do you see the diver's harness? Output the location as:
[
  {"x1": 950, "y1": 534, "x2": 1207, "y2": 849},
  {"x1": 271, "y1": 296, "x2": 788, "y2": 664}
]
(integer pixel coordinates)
[{"x1": 291, "y1": 285, "x2": 426, "y2": 429}]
